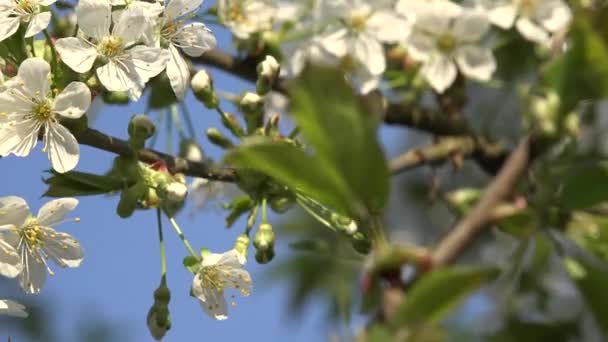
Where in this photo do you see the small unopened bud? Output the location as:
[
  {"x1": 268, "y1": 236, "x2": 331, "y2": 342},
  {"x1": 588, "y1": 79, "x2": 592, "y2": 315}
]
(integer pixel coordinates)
[
  {"x1": 192, "y1": 70, "x2": 218, "y2": 108},
  {"x1": 147, "y1": 283, "x2": 171, "y2": 341},
  {"x1": 255, "y1": 247, "x2": 275, "y2": 264},
  {"x1": 221, "y1": 112, "x2": 245, "y2": 137},
  {"x1": 269, "y1": 196, "x2": 295, "y2": 214},
  {"x1": 233, "y1": 234, "x2": 250, "y2": 260},
  {"x1": 179, "y1": 139, "x2": 205, "y2": 162},
  {"x1": 256, "y1": 55, "x2": 280, "y2": 95},
  {"x1": 206, "y1": 128, "x2": 234, "y2": 149},
  {"x1": 240, "y1": 92, "x2": 264, "y2": 113},
  {"x1": 129, "y1": 114, "x2": 156, "y2": 140},
  {"x1": 166, "y1": 182, "x2": 188, "y2": 202},
  {"x1": 253, "y1": 223, "x2": 275, "y2": 251}
]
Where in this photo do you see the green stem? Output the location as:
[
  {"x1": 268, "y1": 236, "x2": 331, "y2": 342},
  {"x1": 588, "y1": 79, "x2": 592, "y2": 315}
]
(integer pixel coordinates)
[
  {"x1": 43, "y1": 30, "x2": 58, "y2": 72},
  {"x1": 156, "y1": 208, "x2": 167, "y2": 283},
  {"x1": 168, "y1": 216, "x2": 197, "y2": 257},
  {"x1": 261, "y1": 198, "x2": 268, "y2": 223},
  {"x1": 179, "y1": 102, "x2": 197, "y2": 139},
  {"x1": 165, "y1": 108, "x2": 173, "y2": 154},
  {"x1": 170, "y1": 104, "x2": 186, "y2": 139},
  {"x1": 288, "y1": 126, "x2": 300, "y2": 139}
]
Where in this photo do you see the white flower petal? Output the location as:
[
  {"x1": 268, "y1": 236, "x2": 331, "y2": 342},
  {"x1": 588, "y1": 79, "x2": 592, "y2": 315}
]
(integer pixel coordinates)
[
  {"x1": 53, "y1": 82, "x2": 91, "y2": 119},
  {"x1": 0, "y1": 196, "x2": 29, "y2": 227},
  {"x1": 176, "y1": 22, "x2": 216, "y2": 57},
  {"x1": 41, "y1": 227, "x2": 84, "y2": 268},
  {"x1": 0, "y1": 16, "x2": 19, "y2": 42},
  {"x1": 487, "y1": 3, "x2": 517, "y2": 29},
  {"x1": 39, "y1": 0, "x2": 57, "y2": 5},
  {"x1": 415, "y1": 10, "x2": 452, "y2": 36},
  {"x1": 165, "y1": 0, "x2": 204, "y2": 21},
  {"x1": 19, "y1": 250, "x2": 47, "y2": 294},
  {"x1": 455, "y1": 45, "x2": 496, "y2": 82},
  {"x1": 96, "y1": 60, "x2": 141, "y2": 97},
  {"x1": 0, "y1": 89, "x2": 32, "y2": 116},
  {"x1": 76, "y1": 0, "x2": 111, "y2": 40},
  {"x1": 45, "y1": 123, "x2": 80, "y2": 173},
  {"x1": 36, "y1": 197, "x2": 78, "y2": 227},
  {"x1": 452, "y1": 11, "x2": 489, "y2": 43},
  {"x1": 367, "y1": 10, "x2": 411, "y2": 43},
  {"x1": 406, "y1": 32, "x2": 435, "y2": 62},
  {"x1": 0, "y1": 119, "x2": 40, "y2": 157},
  {"x1": 55, "y1": 37, "x2": 98, "y2": 73},
  {"x1": 421, "y1": 54, "x2": 457, "y2": 93},
  {"x1": 0, "y1": 239, "x2": 22, "y2": 278},
  {"x1": 112, "y1": 6, "x2": 146, "y2": 45},
  {"x1": 0, "y1": 300, "x2": 28, "y2": 318},
  {"x1": 17, "y1": 57, "x2": 51, "y2": 99},
  {"x1": 534, "y1": 0, "x2": 571, "y2": 33},
  {"x1": 166, "y1": 45, "x2": 190, "y2": 99},
  {"x1": 320, "y1": 27, "x2": 349, "y2": 58},
  {"x1": 24, "y1": 12, "x2": 51, "y2": 38},
  {"x1": 353, "y1": 36, "x2": 385, "y2": 76},
  {"x1": 218, "y1": 249, "x2": 246, "y2": 267},
  {"x1": 129, "y1": 46, "x2": 170, "y2": 83},
  {"x1": 198, "y1": 287, "x2": 228, "y2": 320},
  {"x1": 516, "y1": 17, "x2": 550, "y2": 44}
]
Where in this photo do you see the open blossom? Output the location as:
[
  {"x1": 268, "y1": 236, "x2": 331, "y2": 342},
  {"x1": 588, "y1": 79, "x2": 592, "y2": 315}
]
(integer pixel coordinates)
[
  {"x1": 0, "y1": 58, "x2": 91, "y2": 173},
  {"x1": 0, "y1": 197, "x2": 84, "y2": 294},
  {"x1": 218, "y1": 0, "x2": 275, "y2": 39},
  {"x1": 192, "y1": 249, "x2": 251, "y2": 320},
  {"x1": 158, "y1": 0, "x2": 217, "y2": 99},
  {"x1": 55, "y1": 0, "x2": 170, "y2": 101},
  {"x1": 0, "y1": 0, "x2": 56, "y2": 42},
  {"x1": 472, "y1": 0, "x2": 571, "y2": 45},
  {"x1": 0, "y1": 299, "x2": 27, "y2": 318},
  {"x1": 405, "y1": 5, "x2": 496, "y2": 93},
  {"x1": 319, "y1": 0, "x2": 411, "y2": 93}
]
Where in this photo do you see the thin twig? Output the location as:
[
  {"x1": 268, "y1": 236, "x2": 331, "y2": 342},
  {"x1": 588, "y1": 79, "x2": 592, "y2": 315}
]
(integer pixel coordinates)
[{"x1": 432, "y1": 137, "x2": 531, "y2": 266}]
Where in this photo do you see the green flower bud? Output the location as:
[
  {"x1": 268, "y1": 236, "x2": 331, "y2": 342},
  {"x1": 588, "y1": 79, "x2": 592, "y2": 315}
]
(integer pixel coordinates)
[
  {"x1": 269, "y1": 195, "x2": 295, "y2": 214},
  {"x1": 255, "y1": 247, "x2": 275, "y2": 264},
  {"x1": 240, "y1": 92, "x2": 264, "y2": 113},
  {"x1": 191, "y1": 69, "x2": 219, "y2": 109},
  {"x1": 147, "y1": 283, "x2": 172, "y2": 341},
  {"x1": 351, "y1": 232, "x2": 371, "y2": 254},
  {"x1": 128, "y1": 114, "x2": 156, "y2": 140},
  {"x1": 233, "y1": 234, "x2": 250, "y2": 260},
  {"x1": 256, "y1": 55, "x2": 280, "y2": 95},
  {"x1": 117, "y1": 181, "x2": 147, "y2": 218},
  {"x1": 154, "y1": 284, "x2": 171, "y2": 304},
  {"x1": 206, "y1": 128, "x2": 234, "y2": 149},
  {"x1": 103, "y1": 91, "x2": 130, "y2": 104},
  {"x1": 253, "y1": 223, "x2": 275, "y2": 251}
]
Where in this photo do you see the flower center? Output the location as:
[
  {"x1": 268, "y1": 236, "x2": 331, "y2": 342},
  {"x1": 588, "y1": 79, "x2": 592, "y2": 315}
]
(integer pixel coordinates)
[
  {"x1": 437, "y1": 33, "x2": 456, "y2": 53},
  {"x1": 15, "y1": 0, "x2": 37, "y2": 15},
  {"x1": 201, "y1": 266, "x2": 227, "y2": 291},
  {"x1": 20, "y1": 218, "x2": 47, "y2": 250},
  {"x1": 98, "y1": 36, "x2": 125, "y2": 59},
  {"x1": 161, "y1": 22, "x2": 179, "y2": 40},
  {"x1": 32, "y1": 99, "x2": 54, "y2": 122},
  {"x1": 517, "y1": 0, "x2": 539, "y2": 16},
  {"x1": 227, "y1": 4, "x2": 244, "y2": 22},
  {"x1": 349, "y1": 10, "x2": 369, "y2": 33}
]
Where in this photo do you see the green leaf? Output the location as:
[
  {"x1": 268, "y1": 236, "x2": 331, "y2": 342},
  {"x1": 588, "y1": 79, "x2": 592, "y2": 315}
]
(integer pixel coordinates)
[
  {"x1": 543, "y1": 18, "x2": 608, "y2": 114},
  {"x1": 390, "y1": 266, "x2": 499, "y2": 328},
  {"x1": 182, "y1": 256, "x2": 200, "y2": 273},
  {"x1": 43, "y1": 170, "x2": 125, "y2": 197},
  {"x1": 567, "y1": 258, "x2": 608, "y2": 336},
  {"x1": 290, "y1": 66, "x2": 390, "y2": 215},
  {"x1": 226, "y1": 139, "x2": 353, "y2": 215},
  {"x1": 560, "y1": 161, "x2": 608, "y2": 210}
]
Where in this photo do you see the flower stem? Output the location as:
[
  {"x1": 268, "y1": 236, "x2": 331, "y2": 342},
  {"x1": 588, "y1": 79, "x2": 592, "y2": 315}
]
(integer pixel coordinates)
[
  {"x1": 43, "y1": 30, "x2": 58, "y2": 73},
  {"x1": 261, "y1": 198, "x2": 268, "y2": 223},
  {"x1": 170, "y1": 104, "x2": 186, "y2": 139},
  {"x1": 179, "y1": 102, "x2": 197, "y2": 139},
  {"x1": 156, "y1": 208, "x2": 167, "y2": 283},
  {"x1": 168, "y1": 216, "x2": 197, "y2": 257}
]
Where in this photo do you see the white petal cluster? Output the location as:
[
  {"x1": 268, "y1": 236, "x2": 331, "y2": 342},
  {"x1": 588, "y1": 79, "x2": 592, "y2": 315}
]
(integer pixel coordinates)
[
  {"x1": 0, "y1": 58, "x2": 91, "y2": 173},
  {"x1": 55, "y1": 0, "x2": 171, "y2": 101},
  {"x1": 0, "y1": 196, "x2": 84, "y2": 294},
  {"x1": 0, "y1": 299, "x2": 27, "y2": 318},
  {"x1": 472, "y1": 0, "x2": 572, "y2": 45},
  {"x1": 218, "y1": 0, "x2": 275, "y2": 39},
  {"x1": 0, "y1": 0, "x2": 56, "y2": 42},
  {"x1": 192, "y1": 249, "x2": 252, "y2": 320},
  {"x1": 402, "y1": 3, "x2": 496, "y2": 93}
]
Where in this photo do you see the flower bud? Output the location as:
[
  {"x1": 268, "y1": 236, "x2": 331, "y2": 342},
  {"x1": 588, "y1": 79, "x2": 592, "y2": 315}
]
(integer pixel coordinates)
[
  {"x1": 256, "y1": 55, "x2": 280, "y2": 95},
  {"x1": 240, "y1": 92, "x2": 264, "y2": 112},
  {"x1": 191, "y1": 70, "x2": 218, "y2": 108},
  {"x1": 206, "y1": 128, "x2": 234, "y2": 149},
  {"x1": 255, "y1": 247, "x2": 275, "y2": 264},
  {"x1": 128, "y1": 114, "x2": 156, "y2": 140},
  {"x1": 166, "y1": 182, "x2": 188, "y2": 203},
  {"x1": 269, "y1": 195, "x2": 295, "y2": 214},
  {"x1": 253, "y1": 223, "x2": 275, "y2": 251},
  {"x1": 221, "y1": 112, "x2": 245, "y2": 137},
  {"x1": 147, "y1": 283, "x2": 171, "y2": 340},
  {"x1": 179, "y1": 139, "x2": 205, "y2": 162},
  {"x1": 233, "y1": 234, "x2": 250, "y2": 260}
]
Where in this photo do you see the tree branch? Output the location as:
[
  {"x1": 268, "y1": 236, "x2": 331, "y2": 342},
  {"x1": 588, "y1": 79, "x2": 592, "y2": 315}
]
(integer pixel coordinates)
[
  {"x1": 431, "y1": 137, "x2": 531, "y2": 267},
  {"x1": 75, "y1": 128, "x2": 237, "y2": 182}
]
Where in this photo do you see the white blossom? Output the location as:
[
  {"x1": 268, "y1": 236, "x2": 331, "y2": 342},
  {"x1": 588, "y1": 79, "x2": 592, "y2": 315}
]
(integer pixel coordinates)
[
  {"x1": 258, "y1": 55, "x2": 279, "y2": 79},
  {"x1": 0, "y1": 299, "x2": 27, "y2": 318},
  {"x1": 472, "y1": 0, "x2": 571, "y2": 45},
  {"x1": 319, "y1": 0, "x2": 411, "y2": 93},
  {"x1": 405, "y1": 5, "x2": 496, "y2": 93},
  {"x1": 218, "y1": 0, "x2": 275, "y2": 39},
  {"x1": 0, "y1": 197, "x2": 84, "y2": 294},
  {"x1": 0, "y1": 58, "x2": 91, "y2": 173},
  {"x1": 156, "y1": 0, "x2": 217, "y2": 99},
  {"x1": 55, "y1": 0, "x2": 170, "y2": 100},
  {"x1": 192, "y1": 249, "x2": 251, "y2": 320},
  {"x1": 0, "y1": 0, "x2": 56, "y2": 42}
]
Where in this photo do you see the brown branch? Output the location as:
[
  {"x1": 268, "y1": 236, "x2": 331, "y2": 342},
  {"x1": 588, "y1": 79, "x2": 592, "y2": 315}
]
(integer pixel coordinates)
[
  {"x1": 75, "y1": 128, "x2": 237, "y2": 182},
  {"x1": 432, "y1": 137, "x2": 531, "y2": 267}
]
